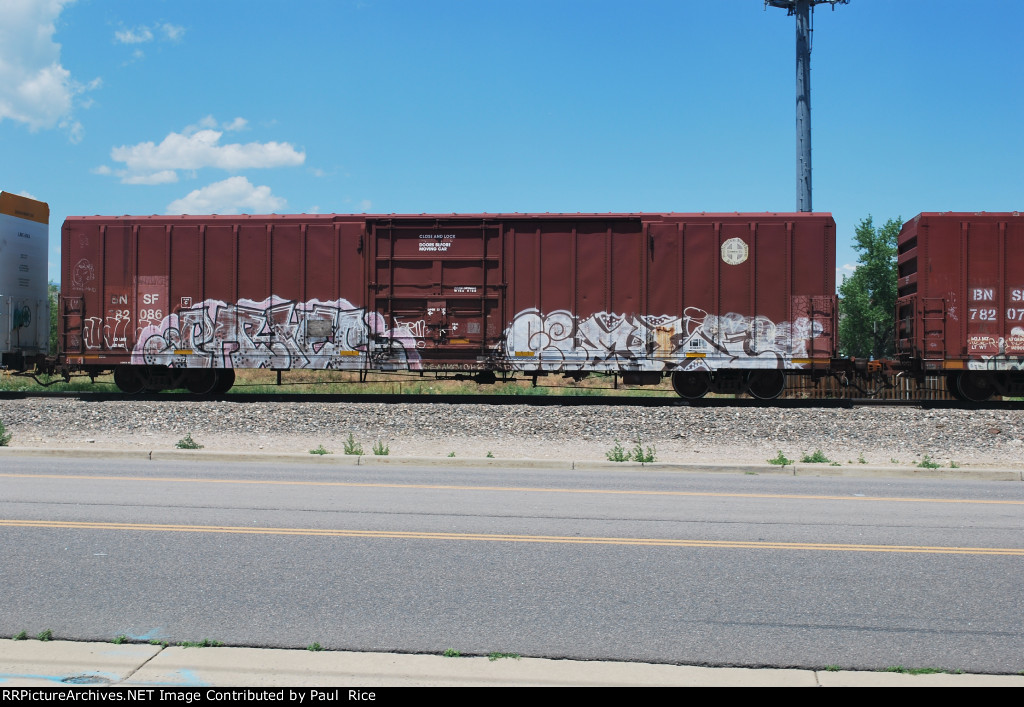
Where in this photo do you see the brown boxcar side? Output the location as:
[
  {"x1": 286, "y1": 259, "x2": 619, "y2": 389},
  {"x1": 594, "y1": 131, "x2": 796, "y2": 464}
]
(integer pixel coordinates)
[
  {"x1": 60, "y1": 212, "x2": 836, "y2": 398},
  {"x1": 896, "y1": 211, "x2": 1024, "y2": 400}
]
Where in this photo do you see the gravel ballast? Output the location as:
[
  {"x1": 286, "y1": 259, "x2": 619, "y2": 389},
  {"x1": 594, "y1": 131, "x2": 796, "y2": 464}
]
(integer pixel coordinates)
[{"x1": 1, "y1": 398, "x2": 1022, "y2": 469}]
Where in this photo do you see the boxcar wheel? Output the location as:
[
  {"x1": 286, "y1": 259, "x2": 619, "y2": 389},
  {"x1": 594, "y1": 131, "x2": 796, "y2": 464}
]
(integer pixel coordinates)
[
  {"x1": 946, "y1": 373, "x2": 967, "y2": 402},
  {"x1": 185, "y1": 369, "x2": 218, "y2": 395},
  {"x1": 747, "y1": 370, "x2": 786, "y2": 400},
  {"x1": 672, "y1": 371, "x2": 710, "y2": 400},
  {"x1": 113, "y1": 365, "x2": 146, "y2": 395},
  {"x1": 956, "y1": 372, "x2": 994, "y2": 403},
  {"x1": 211, "y1": 369, "x2": 235, "y2": 394}
]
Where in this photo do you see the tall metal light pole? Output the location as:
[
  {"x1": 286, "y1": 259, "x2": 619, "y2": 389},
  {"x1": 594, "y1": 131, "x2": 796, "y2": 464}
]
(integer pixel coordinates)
[{"x1": 766, "y1": 0, "x2": 848, "y2": 212}]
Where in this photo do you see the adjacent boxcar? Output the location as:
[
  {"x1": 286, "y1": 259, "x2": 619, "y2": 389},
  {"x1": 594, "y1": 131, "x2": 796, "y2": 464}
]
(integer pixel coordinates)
[
  {"x1": 60, "y1": 212, "x2": 836, "y2": 398},
  {"x1": 896, "y1": 212, "x2": 1024, "y2": 401},
  {"x1": 0, "y1": 192, "x2": 50, "y2": 369}
]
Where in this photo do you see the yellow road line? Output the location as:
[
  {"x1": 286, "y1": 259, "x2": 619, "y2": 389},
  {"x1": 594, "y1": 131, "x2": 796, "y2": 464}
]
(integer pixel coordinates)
[
  {"x1": 0, "y1": 472, "x2": 1021, "y2": 506},
  {"x1": 1, "y1": 519, "x2": 1021, "y2": 555}
]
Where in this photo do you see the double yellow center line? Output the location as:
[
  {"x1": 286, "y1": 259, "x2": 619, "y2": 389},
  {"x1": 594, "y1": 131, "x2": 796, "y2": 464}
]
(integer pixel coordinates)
[{"x1": 1, "y1": 519, "x2": 1021, "y2": 556}]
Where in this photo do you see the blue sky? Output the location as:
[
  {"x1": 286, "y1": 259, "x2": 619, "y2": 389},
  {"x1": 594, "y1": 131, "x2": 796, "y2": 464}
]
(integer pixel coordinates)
[{"x1": 2, "y1": 0, "x2": 1021, "y2": 284}]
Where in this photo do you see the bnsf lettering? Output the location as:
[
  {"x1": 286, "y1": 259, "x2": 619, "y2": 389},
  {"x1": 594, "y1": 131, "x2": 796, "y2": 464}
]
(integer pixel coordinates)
[
  {"x1": 110, "y1": 294, "x2": 128, "y2": 305},
  {"x1": 143, "y1": 293, "x2": 160, "y2": 304},
  {"x1": 972, "y1": 288, "x2": 994, "y2": 301},
  {"x1": 1011, "y1": 289, "x2": 1024, "y2": 302}
]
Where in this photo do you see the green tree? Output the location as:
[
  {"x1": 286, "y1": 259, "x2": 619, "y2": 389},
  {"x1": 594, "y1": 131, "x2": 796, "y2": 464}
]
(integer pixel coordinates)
[{"x1": 838, "y1": 216, "x2": 900, "y2": 359}]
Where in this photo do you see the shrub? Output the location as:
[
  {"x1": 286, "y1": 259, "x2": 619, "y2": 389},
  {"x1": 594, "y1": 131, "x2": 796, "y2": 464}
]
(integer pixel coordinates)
[
  {"x1": 175, "y1": 434, "x2": 203, "y2": 450},
  {"x1": 801, "y1": 449, "x2": 830, "y2": 464}
]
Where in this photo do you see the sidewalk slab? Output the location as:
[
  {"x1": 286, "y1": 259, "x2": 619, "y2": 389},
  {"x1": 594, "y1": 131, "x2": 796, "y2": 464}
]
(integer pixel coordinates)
[
  {"x1": 128, "y1": 648, "x2": 817, "y2": 687},
  {"x1": 0, "y1": 639, "x2": 160, "y2": 687}
]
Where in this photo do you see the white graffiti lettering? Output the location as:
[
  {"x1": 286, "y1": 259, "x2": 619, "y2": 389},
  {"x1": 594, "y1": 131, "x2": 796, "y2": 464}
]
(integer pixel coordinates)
[
  {"x1": 501, "y1": 307, "x2": 825, "y2": 371},
  {"x1": 131, "y1": 296, "x2": 422, "y2": 370}
]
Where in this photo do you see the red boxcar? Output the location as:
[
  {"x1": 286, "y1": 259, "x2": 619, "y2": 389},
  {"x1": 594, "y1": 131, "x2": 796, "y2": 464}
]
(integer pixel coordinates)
[
  {"x1": 60, "y1": 212, "x2": 836, "y2": 398},
  {"x1": 896, "y1": 212, "x2": 1024, "y2": 401}
]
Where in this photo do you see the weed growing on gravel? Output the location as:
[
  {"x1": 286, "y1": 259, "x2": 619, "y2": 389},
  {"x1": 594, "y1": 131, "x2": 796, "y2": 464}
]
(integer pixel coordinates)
[
  {"x1": 343, "y1": 433, "x2": 363, "y2": 456},
  {"x1": 175, "y1": 434, "x2": 203, "y2": 450},
  {"x1": 486, "y1": 451, "x2": 494, "y2": 458},
  {"x1": 37, "y1": 630, "x2": 52, "y2": 642},
  {"x1": 442, "y1": 649, "x2": 462, "y2": 658},
  {"x1": 447, "y1": 451, "x2": 455, "y2": 457},
  {"x1": 858, "y1": 453, "x2": 867, "y2": 464},
  {"x1": 307, "y1": 643, "x2": 323, "y2": 652},
  {"x1": 950, "y1": 460, "x2": 960, "y2": 468},
  {"x1": 0, "y1": 420, "x2": 11, "y2": 446},
  {"x1": 890, "y1": 457, "x2": 900, "y2": 464},
  {"x1": 630, "y1": 439, "x2": 656, "y2": 463},
  {"x1": 917, "y1": 455, "x2": 941, "y2": 469},
  {"x1": 372, "y1": 440, "x2": 389, "y2": 456},
  {"x1": 309, "y1": 445, "x2": 332, "y2": 455},
  {"x1": 768, "y1": 451, "x2": 793, "y2": 466},
  {"x1": 12, "y1": 630, "x2": 27, "y2": 641},
  {"x1": 801, "y1": 449, "x2": 831, "y2": 464},
  {"x1": 606, "y1": 441, "x2": 629, "y2": 462}
]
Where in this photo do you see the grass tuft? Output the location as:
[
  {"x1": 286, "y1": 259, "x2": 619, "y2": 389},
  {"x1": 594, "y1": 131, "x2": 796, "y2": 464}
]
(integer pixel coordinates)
[
  {"x1": 442, "y1": 648, "x2": 462, "y2": 658},
  {"x1": 307, "y1": 642, "x2": 324, "y2": 651},
  {"x1": 309, "y1": 444, "x2": 332, "y2": 455},
  {"x1": 488, "y1": 652, "x2": 521, "y2": 662},
  {"x1": 179, "y1": 639, "x2": 223, "y2": 648},
  {"x1": 37, "y1": 629, "x2": 53, "y2": 642},
  {"x1": 0, "y1": 420, "x2": 11, "y2": 446},
  {"x1": 917, "y1": 455, "x2": 941, "y2": 469},
  {"x1": 372, "y1": 440, "x2": 389, "y2": 456},
  {"x1": 768, "y1": 451, "x2": 793, "y2": 466}
]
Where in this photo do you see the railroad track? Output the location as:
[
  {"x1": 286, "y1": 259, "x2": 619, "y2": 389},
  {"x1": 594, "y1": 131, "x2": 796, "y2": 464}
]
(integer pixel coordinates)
[{"x1": 1, "y1": 389, "x2": 1019, "y2": 409}]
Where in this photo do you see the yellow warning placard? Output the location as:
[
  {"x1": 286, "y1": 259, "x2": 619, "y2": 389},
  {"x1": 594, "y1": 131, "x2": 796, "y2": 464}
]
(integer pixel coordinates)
[{"x1": 0, "y1": 192, "x2": 49, "y2": 224}]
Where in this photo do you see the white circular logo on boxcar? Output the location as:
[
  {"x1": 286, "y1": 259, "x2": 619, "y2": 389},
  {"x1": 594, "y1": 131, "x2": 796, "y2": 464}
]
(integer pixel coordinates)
[{"x1": 721, "y1": 237, "x2": 748, "y2": 265}]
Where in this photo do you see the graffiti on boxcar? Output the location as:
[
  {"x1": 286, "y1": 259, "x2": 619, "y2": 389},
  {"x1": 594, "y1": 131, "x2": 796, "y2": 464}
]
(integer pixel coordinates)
[
  {"x1": 83, "y1": 313, "x2": 132, "y2": 351},
  {"x1": 967, "y1": 327, "x2": 1024, "y2": 370},
  {"x1": 502, "y1": 307, "x2": 824, "y2": 371},
  {"x1": 131, "y1": 296, "x2": 422, "y2": 370}
]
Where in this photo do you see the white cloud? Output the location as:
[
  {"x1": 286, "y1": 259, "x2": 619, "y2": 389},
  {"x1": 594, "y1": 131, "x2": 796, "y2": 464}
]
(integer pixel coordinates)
[
  {"x1": 0, "y1": 0, "x2": 97, "y2": 137},
  {"x1": 115, "y1": 27, "x2": 153, "y2": 44},
  {"x1": 115, "y1": 22, "x2": 185, "y2": 45},
  {"x1": 161, "y1": 23, "x2": 185, "y2": 41},
  {"x1": 109, "y1": 122, "x2": 305, "y2": 184},
  {"x1": 123, "y1": 170, "x2": 178, "y2": 185},
  {"x1": 166, "y1": 177, "x2": 286, "y2": 215}
]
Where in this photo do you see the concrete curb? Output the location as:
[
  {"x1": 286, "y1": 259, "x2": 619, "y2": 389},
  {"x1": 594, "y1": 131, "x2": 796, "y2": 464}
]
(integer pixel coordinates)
[
  {"x1": 1, "y1": 447, "x2": 1021, "y2": 480},
  {"x1": 2, "y1": 641, "x2": 1023, "y2": 687}
]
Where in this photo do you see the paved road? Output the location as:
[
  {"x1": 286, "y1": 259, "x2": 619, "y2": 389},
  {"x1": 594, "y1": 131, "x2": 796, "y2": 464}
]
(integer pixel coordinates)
[{"x1": 1, "y1": 453, "x2": 1022, "y2": 675}]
